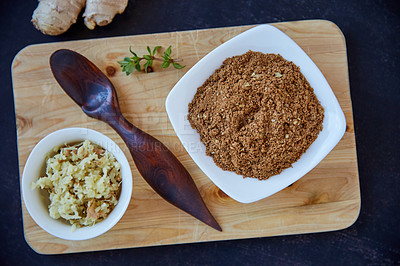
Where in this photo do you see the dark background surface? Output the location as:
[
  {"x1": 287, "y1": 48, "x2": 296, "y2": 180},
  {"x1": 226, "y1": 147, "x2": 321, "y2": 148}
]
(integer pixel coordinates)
[{"x1": 1, "y1": 0, "x2": 399, "y2": 265}]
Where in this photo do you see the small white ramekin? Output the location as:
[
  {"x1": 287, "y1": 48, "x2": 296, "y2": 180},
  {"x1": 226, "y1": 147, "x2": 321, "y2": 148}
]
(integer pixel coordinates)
[{"x1": 21, "y1": 127, "x2": 132, "y2": 240}]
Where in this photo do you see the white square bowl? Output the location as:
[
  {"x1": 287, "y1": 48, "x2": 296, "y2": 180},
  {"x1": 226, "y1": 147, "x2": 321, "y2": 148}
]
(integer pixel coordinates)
[{"x1": 165, "y1": 24, "x2": 346, "y2": 203}]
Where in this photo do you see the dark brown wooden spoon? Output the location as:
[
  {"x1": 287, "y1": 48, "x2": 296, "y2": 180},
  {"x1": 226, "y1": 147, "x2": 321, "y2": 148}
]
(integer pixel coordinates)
[{"x1": 50, "y1": 49, "x2": 221, "y2": 231}]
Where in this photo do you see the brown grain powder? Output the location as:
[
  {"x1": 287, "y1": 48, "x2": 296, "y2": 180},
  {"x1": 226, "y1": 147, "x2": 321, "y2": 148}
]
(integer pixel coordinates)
[{"x1": 188, "y1": 51, "x2": 324, "y2": 180}]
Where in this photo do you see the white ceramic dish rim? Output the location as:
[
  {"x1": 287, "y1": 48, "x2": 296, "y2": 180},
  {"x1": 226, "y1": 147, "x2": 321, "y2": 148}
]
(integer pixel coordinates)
[
  {"x1": 165, "y1": 24, "x2": 346, "y2": 203},
  {"x1": 21, "y1": 127, "x2": 133, "y2": 240}
]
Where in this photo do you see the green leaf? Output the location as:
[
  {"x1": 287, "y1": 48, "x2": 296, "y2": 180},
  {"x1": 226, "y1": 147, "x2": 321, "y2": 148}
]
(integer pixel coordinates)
[
  {"x1": 147, "y1": 46, "x2": 151, "y2": 55},
  {"x1": 135, "y1": 62, "x2": 141, "y2": 72},
  {"x1": 133, "y1": 57, "x2": 140, "y2": 64},
  {"x1": 143, "y1": 55, "x2": 152, "y2": 60},
  {"x1": 126, "y1": 64, "x2": 134, "y2": 74},
  {"x1": 143, "y1": 61, "x2": 150, "y2": 73},
  {"x1": 172, "y1": 62, "x2": 185, "y2": 69},
  {"x1": 118, "y1": 58, "x2": 132, "y2": 66},
  {"x1": 118, "y1": 57, "x2": 136, "y2": 75},
  {"x1": 152, "y1": 46, "x2": 161, "y2": 55},
  {"x1": 161, "y1": 61, "x2": 171, "y2": 68},
  {"x1": 166, "y1": 45, "x2": 172, "y2": 56},
  {"x1": 129, "y1": 46, "x2": 137, "y2": 57}
]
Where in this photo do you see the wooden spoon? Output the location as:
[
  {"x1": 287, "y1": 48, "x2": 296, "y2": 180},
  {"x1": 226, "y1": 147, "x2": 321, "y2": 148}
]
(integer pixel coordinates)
[{"x1": 50, "y1": 49, "x2": 222, "y2": 231}]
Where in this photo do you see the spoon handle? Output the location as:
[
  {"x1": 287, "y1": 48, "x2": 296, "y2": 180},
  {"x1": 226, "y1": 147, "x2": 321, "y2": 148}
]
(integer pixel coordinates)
[{"x1": 105, "y1": 110, "x2": 222, "y2": 231}]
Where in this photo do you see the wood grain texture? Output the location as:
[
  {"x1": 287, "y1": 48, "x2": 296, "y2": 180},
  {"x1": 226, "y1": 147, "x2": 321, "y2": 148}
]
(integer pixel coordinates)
[{"x1": 12, "y1": 20, "x2": 360, "y2": 254}]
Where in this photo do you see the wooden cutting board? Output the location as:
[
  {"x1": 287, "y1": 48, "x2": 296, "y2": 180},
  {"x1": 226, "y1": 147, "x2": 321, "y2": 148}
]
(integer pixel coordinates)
[{"x1": 12, "y1": 20, "x2": 360, "y2": 254}]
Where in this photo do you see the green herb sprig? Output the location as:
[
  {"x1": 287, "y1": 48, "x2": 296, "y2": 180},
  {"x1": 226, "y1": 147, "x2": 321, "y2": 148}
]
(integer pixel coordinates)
[{"x1": 118, "y1": 45, "x2": 185, "y2": 75}]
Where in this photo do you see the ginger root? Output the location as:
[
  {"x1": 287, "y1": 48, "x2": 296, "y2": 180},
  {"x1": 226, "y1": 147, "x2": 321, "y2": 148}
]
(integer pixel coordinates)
[
  {"x1": 31, "y1": 0, "x2": 129, "y2": 35},
  {"x1": 32, "y1": 0, "x2": 86, "y2": 36},
  {"x1": 83, "y1": 0, "x2": 129, "y2": 30}
]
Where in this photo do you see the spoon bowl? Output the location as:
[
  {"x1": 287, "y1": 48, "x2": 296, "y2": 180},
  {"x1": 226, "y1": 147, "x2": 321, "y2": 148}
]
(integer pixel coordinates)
[{"x1": 50, "y1": 50, "x2": 119, "y2": 119}]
